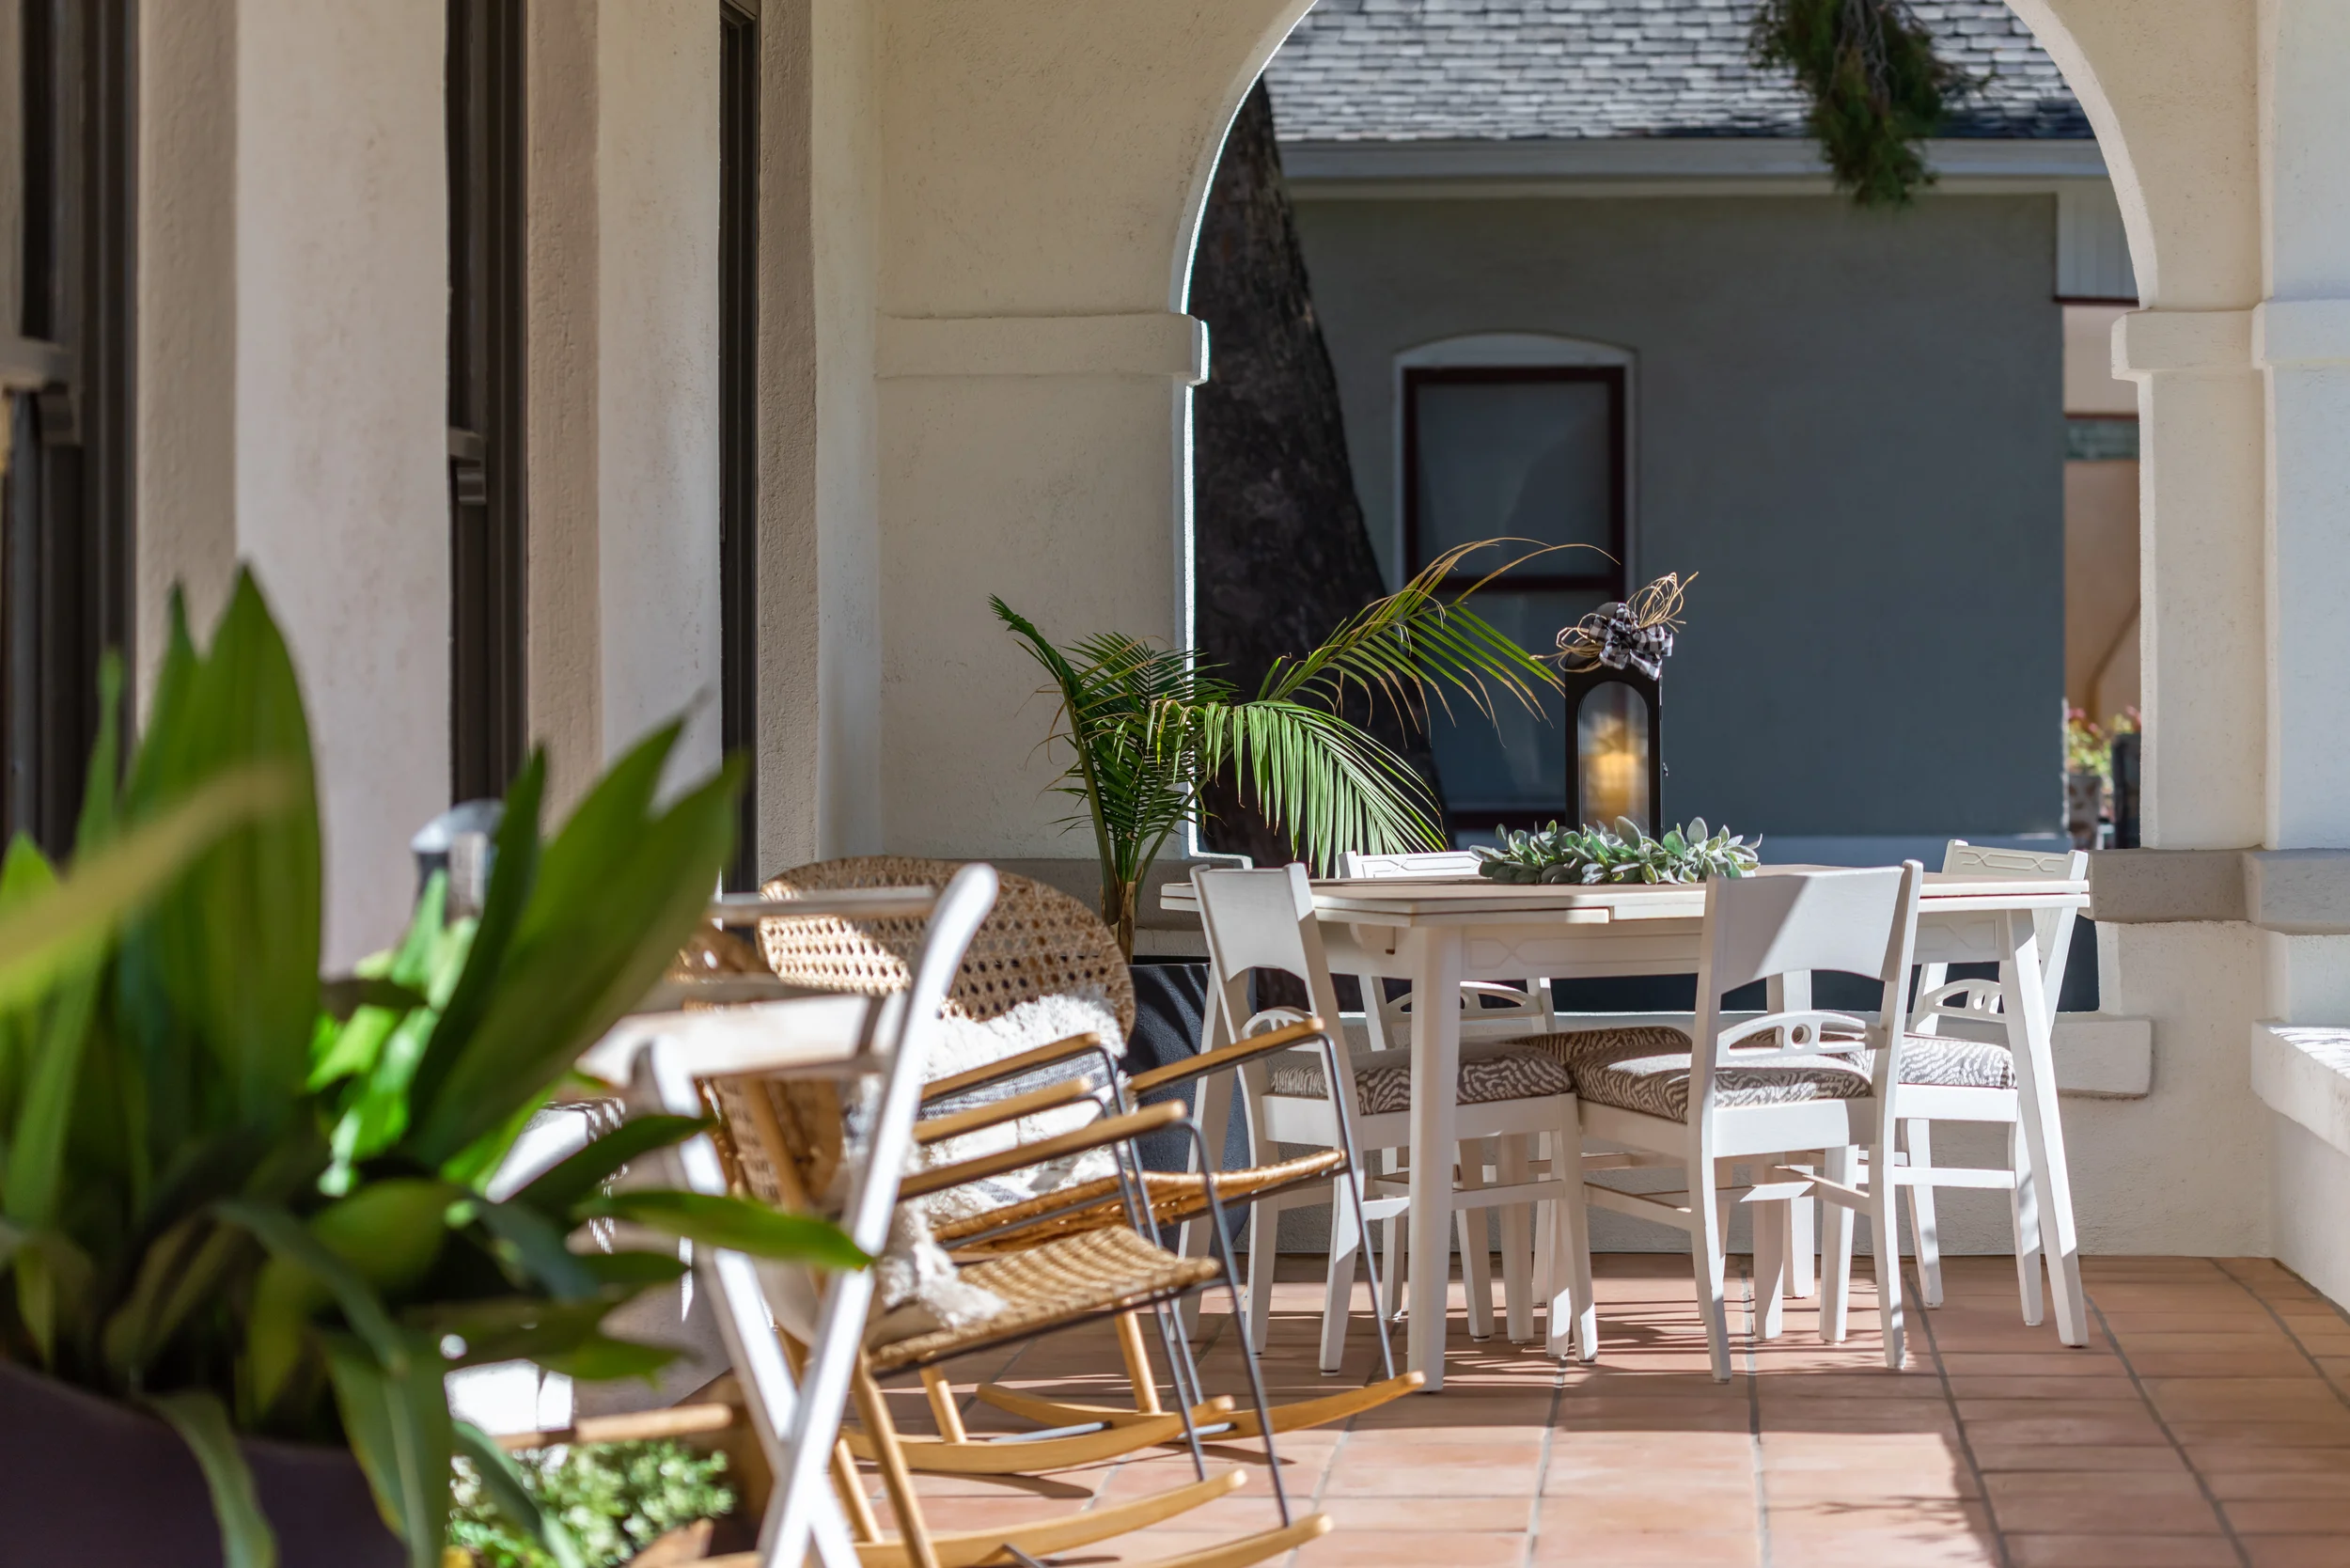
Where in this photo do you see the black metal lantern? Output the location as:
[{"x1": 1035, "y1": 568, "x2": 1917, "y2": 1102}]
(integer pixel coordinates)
[{"x1": 1563, "y1": 665, "x2": 1663, "y2": 834}]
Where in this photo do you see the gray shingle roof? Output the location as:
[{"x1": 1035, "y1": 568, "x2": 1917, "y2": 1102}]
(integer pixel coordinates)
[{"x1": 1265, "y1": 0, "x2": 2090, "y2": 144}]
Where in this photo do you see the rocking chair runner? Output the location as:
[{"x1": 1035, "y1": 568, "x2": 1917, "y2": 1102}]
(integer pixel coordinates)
[
  {"x1": 754, "y1": 858, "x2": 1421, "y2": 1452},
  {"x1": 631, "y1": 864, "x2": 1330, "y2": 1568}
]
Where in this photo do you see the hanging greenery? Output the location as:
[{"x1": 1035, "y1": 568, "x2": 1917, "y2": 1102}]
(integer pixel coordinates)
[{"x1": 1749, "y1": 0, "x2": 1972, "y2": 207}]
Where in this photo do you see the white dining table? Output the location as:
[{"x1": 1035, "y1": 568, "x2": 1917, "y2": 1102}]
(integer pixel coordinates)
[{"x1": 1161, "y1": 868, "x2": 2091, "y2": 1391}]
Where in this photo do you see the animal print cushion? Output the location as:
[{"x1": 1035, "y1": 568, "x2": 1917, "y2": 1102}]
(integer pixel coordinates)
[
  {"x1": 1263, "y1": 1045, "x2": 1571, "y2": 1116},
  {"x1": 1898, "y1": 1035, "x2": 2016, "y2": 1090},
  {"x1": 1522, "y1": 1027, "x2": 1871, "y2": 1123}
]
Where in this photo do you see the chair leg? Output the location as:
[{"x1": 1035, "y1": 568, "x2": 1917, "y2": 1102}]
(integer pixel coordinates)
[
  {"x1": 1322, "y1": 1175, "x2": 1365, "y2": 1372},
  {"x1": 1246, "y1": 1193, "x2": 1279, "y2": 1354},
  {"x1": 1818, "y1": 1145, "x2": 1856, "y2": 1345},
  {"x1": 1871, "y1": 1141, "x2": 1907, "y2": 1370},
  {"x1": 1904, "y1": 1120, "x2": 1945, "y2": 1309},
  {"x1": 1458, "y1": 1139, "x2": 1495, "y2": 1341},
  {"x1": 1499, "y1": 1134, "x2": 1534, "y2": 1342},
  {"x1": 1788, "y1": 1171, "x2": 1816, "y2": 1299},
  {"x1": 1379, "y1": 1151, "x2": 1407, "y2": 1325},
  {"x1": 2009, "y1": 1120, "x2": 2045, "y2": 1327},
  {"x1": 1691, "y1": 1160, "x2": 1733, "y2": 1383},
  {"x1": 1557, "y1": 1108, "x2": 1597, "y2": 1362},
  {"x1": 1751, "y1": 1194, "x2": 1788, "y2": 1341},
  {"x1": 850, "y1": 1362, "x2": 943, "y2": 1568}
]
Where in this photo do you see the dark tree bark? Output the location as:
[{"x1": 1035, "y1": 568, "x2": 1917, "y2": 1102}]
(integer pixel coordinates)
[{"x1": 1189, "y1": 81, "x2": 1444, "y2": 869}]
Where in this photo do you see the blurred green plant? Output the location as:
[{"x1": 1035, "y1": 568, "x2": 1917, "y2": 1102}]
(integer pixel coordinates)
[
  {"x1": 0, "y1": 571, "x2": 865, "y2": 1568},
  {"x1": 1477, "y1": 818, "x2": 1761, "y2": 886},
  {"x1": 1749, "y1": 0, "x2": 1972, "y2": 207},
  {"x1": 448, "y1": 1440, "x2": 733, "y2": 1568},
  {"x1": 2064, "y1": 704, "x2": 2140, "y2": 778},
  {"x1": 995, "y1": 541, "x2": 1562, "y2": 958}
]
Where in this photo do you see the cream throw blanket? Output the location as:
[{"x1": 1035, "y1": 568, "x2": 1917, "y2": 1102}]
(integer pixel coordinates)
[{"x1": 862, "y1": 989, "x2": 1127, "y2": 1350}]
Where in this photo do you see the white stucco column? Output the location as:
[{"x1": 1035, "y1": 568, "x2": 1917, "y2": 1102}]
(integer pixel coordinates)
[
  {"x1": 235, "y1": 0, "x2": 451, "y2": 967},
  {"x1": 596, "y1": 2, "x2": 723, "y2": 781}
]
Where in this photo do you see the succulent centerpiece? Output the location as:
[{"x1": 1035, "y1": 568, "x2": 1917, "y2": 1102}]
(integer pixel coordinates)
[{"x1": 1477, "y1": 817, "x2": 1760, "y2": 886}]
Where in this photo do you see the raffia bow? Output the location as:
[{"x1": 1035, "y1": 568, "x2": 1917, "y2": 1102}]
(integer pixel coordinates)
[{"x1": 1556, "y1": 572, "x2": 1691, "y2": 680}]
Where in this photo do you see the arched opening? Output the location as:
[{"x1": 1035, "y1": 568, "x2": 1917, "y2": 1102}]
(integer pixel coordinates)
[{"x1": 1183, "y1": 0, "x2": 2146, "y2": 860}]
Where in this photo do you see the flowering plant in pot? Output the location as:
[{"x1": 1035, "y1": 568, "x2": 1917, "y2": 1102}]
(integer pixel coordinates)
[{"x1": 0, "y1": 573, "x2": 864, "y2": 1568}]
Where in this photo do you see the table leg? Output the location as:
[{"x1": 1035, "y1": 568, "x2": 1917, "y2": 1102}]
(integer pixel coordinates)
[
  {"x1": 1407, "y1": 927, "x2": 1464, "y2": 1389},
  {"x1": 1177, "y1": 968, "x2": 1243, "y2": 1340},
  {"x1": 1768, "y1": 973, "x2": 1816, "y2": 1298},
  {"x1": 1999, "y1": 910, "x2": 2087, "y2": 1346}
]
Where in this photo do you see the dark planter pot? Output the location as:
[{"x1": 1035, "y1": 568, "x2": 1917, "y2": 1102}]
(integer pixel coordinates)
[{"x1": 0, "y1": 1358, "x2": 405, "y2": 1568}]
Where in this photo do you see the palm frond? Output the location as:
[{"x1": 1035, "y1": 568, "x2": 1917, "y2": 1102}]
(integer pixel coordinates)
[{"x1": 1258, "y1": 541, "x2": 1569, "y2": 732}]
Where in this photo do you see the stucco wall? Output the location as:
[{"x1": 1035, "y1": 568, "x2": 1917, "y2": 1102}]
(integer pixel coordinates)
[{"x1": 1294, "y1": 193, "x2": 2066, "y2": 839}]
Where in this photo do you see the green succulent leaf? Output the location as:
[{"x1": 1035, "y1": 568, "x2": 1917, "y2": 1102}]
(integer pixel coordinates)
[{"x1": 1476, "y1": 819, "x2": 1760, "y2": 887}]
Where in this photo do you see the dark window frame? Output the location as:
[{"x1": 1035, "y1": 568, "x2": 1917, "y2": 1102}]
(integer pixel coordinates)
[
  {"x1": 446, "y1": 0, "x2": 527, "y2": 804},
  {"x1": 4, "y1": 0, "x2": 135, "y2": 855},
  {"x1": 718, "y1": 0, "x2": 760, "y2": 887},
  {"x1": 1400, "y1": 364, "x2": 1628, "y2": 593}
]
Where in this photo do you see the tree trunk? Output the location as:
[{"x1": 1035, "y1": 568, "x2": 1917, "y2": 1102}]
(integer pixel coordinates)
[{"x1": 1188, "y1": 80, "x2": 1444, "y2": 870}]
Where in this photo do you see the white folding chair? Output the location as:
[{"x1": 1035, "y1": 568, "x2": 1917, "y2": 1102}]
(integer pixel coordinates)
[
  {"x1": 1193, "y1": 864, "x2": 1581, "y2": 1367},
  {"x1": 626, "y1": 863, "x2": 999, "y2": 1568},
  {"x1": 1864, "y1": 839, "x2": 2088, "y2": 1322},
  {"x1": 1544, "y1": 864, "x2": 1925, "y2": 1379}
]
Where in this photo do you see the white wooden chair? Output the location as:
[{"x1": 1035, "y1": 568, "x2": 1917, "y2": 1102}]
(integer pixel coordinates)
[
  {"x1": 620, "y1": 862, "x2": 1002, "y2": 1568},
  {"x1": 1849, "y1": 839, "x2": 2088, "y2": 1324},
  {"x1": 1542, "y1": 864, "x2": 1925, "y2": 1380},
  {"x1": 1337, "y1": 848, "x2": 1557, "y2": 1338},
  {"x1": 1193, "y1": 864, "x2": 1582, "y2": 1368}
]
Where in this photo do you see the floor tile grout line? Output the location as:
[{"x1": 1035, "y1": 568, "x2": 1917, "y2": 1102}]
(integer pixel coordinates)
[
  {"x1": 1522, "y1": 1298, "x2": 1569, "y2": 1568},
  {"x1": 2084, "y1": 1282, "x2": 2253, "y2": 1568},
  {"x1": 1740, "y1": 1258, "x2": 1774, "y2": 1568},
  {"x1": 1904, "y1": 1253, "x2": 2013, "y2": 1568},
  {"x1": 2209, "y1": 1256, "x2": 2350, "y2": 1417}
]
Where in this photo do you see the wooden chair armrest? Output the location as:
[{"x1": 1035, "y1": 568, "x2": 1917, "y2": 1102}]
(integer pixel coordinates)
[
  {"x1": 1125, "y1": 1015, "x2": 1329, "y2": 1095},
  {"x1": 898, "y1": 1102, "x2": 1184, "y2": 1200},
  {"x1": 913, "y1": 1077, "x2": 1098, "y2": 1145},
  {"x1": 923, "y1": 1031, "x2": 1115, "y2": 1103},
  {"x1": 493, "y1": 1401, "x2": 740, "y2": 1452}
]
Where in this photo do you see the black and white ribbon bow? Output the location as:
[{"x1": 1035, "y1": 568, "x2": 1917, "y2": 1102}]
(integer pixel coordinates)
[{"x1": 1564, "y1": 602, "x2": 1675, "y2": 680}]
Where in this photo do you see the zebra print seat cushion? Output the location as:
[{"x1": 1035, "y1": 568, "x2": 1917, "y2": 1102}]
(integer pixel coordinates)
[
  {"x1": 1521, "y1": 1027, "x2": 1872, "y2": 1124},
  {"x1": 1263, "y1": 1044, "x2": 1571, "y2": 1116},
  {"x1": 1898, "y1": 1035, "x2": 2016, "y2": 1090}
]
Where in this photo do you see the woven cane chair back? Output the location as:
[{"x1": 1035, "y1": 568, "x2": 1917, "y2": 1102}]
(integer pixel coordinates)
[{"x1": 758, "y1": 856, "x2": 1136, "y2": 1039}]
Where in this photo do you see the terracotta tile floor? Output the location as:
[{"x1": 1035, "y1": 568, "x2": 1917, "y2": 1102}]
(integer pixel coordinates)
[{"x1": 849, "y1": 1253, "x2": 2350, "y2": 1567}]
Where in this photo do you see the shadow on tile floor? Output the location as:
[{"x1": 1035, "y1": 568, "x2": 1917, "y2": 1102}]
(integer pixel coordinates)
[{"x1": 845, "y1": 1254, "x2": 2350, "y2": 1568}]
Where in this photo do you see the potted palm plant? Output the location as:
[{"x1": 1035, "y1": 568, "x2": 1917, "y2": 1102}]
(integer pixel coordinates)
[
  {"x1": 0, "y1": 572, "x2": 862, "y2": 1568},
  {"x1": 995, "y1": 542, "x2": 1560, "y2": 958}
]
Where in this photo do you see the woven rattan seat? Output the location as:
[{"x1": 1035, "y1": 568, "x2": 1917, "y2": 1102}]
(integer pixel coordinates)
[
  {"x1": 932, "y1": 1151, "x2": 1348, "y2": 1255},
  {"x1": 868, "y1": 1225, "x2": 1220, "y2": 1373}
]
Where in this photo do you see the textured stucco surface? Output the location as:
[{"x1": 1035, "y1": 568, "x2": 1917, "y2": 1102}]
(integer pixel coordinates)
[{"x1": 1295, "y1": 192, "x2": 2065, "y2": 839}]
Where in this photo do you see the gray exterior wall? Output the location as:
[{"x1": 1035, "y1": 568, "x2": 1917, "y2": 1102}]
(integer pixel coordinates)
[{"x1": 1290, "y1": 193, "x2": 2066, "y2": 839}]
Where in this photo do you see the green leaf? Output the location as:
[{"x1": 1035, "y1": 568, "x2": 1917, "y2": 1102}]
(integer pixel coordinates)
[
  {"x1": 323, "y1": 1331, "x2": 456, "y2": 1568},
  {"x1": 213, "y1": 1199, "x2": 407, "y2": 1369},
  {"x1": 509, "y1": 1115, "x2": 711, "y2": 1217},
  {"x1": 405, "y1": 1294, "x2": 619, "y2": 1368},
  {"x1": 467, "y1": 1198, "x2": 603, "y2": 1300},
  {"x1": 149, "y1": 1388, "x2": 278, "y2": 1568},
  {"x1": 452, "y1": 1421, "x2": 586, "y2": 1568},
  {"x1": 583, "y1": 1189, "x2": 870, "y2": 1267},
  {"x1": 539, "y1": 1334, "x2": 681, "y2": 1383},
  {"x1": 406, "y1": 743, "x2": 740, "y2": 1166},
  {"x1": 119, "y1": 572, "x2": 322, "y2": 1128}
]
